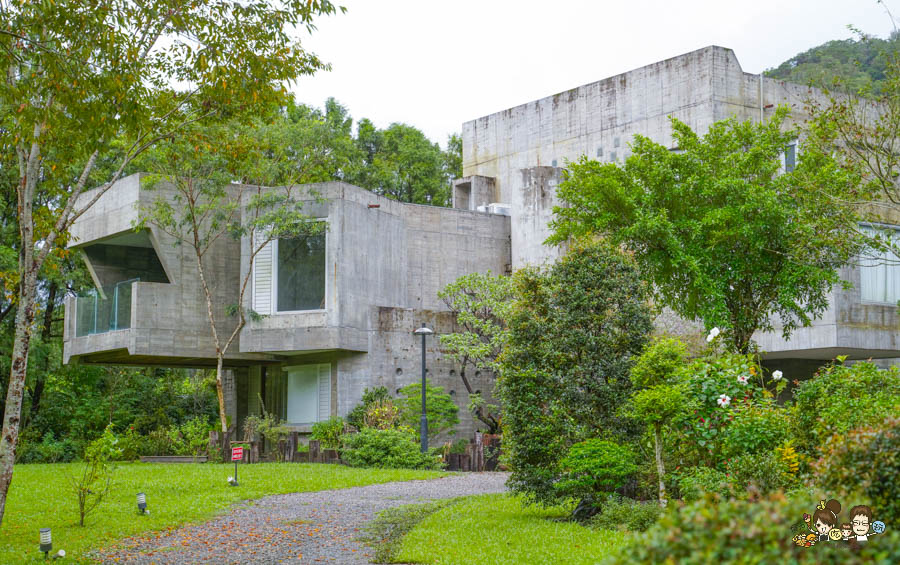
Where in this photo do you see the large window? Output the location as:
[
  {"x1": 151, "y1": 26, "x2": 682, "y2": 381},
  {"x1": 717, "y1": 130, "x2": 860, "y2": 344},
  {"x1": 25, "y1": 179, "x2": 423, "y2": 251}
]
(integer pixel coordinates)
[
  {"x1": 252, "y1": 226, "x2": 326, "y2": 315},
  {"x1": 285, "y1": 364, "x2": 331, "y2": 424},
  {"x1": 860, "y1": 224, "x2": 900, "y2": 303},
  {"x1": 276, "y1": 233, "x2": 326, "y2": 312}
]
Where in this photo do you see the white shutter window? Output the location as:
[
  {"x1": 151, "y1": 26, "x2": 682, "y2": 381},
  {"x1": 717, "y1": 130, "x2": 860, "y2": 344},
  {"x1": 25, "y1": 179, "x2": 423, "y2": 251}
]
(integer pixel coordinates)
[
  {"x1": 252, "y1": 235, "x2": 274, "y2": 315},
  {"x1": 317, "y1": 364, "x2": 332, "y2": 421}
]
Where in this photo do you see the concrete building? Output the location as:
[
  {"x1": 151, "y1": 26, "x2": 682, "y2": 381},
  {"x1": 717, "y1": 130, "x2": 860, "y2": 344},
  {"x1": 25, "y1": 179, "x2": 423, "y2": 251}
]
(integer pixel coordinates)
[{"x1": 64, "y1": 46, "x2": 900, "y2": 435}]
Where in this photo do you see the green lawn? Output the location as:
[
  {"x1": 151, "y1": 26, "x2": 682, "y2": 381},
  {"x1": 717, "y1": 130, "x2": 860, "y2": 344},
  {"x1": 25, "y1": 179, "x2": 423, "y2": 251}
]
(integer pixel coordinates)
[
  {"x1": 394, "y1": 493, "x2": 627, "y2": 565},
  {"x1": 0, "y1": 462, "x2": 446, "y2": 564}
]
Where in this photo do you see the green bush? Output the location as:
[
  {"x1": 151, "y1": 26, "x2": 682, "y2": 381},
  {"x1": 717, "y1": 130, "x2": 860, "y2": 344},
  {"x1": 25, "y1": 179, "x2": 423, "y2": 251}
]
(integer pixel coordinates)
[
  {"x1": 721, "y1": 398, "x2": 790, "y2": 459},
  {"x1": 554, "y1": 439, "x2": 637, "y2": 503},
  {"x1": 677, "y1": 466, "x2": 731, "y2": 502},
  {"x1": 311, "y1": 416, "x2": 345, "y2": 449},
  {"x1": 347, "y1": 386, "x2": 391, "y2": 431},
  {"x1": 815, "y1": 416, "x2": 900, "y2": 524},
  {"x1": 792, "y1": 361, "x2": 900, "y2": 456},
  {"x1": 16, "y1": 430, "x2": 80, "y2": 463},
  {"x1": 341, "y1": 428, "x2": 442, "y2": 470},
  {"x1": 396, "y1": 380, "x2": 460, "y2": 440},
  {"x1": 601, "y1": 492, "x2": 900, "y2": 564},
  {"x1": 589, "y1": 495, "x2": 663, "y2": 532},
  {"x1": 725, "y1": 451, "x2": 797, "y2": 496}
]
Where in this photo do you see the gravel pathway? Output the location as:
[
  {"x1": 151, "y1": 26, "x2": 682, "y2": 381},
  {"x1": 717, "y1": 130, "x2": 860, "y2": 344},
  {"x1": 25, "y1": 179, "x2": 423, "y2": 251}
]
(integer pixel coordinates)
[{"x1": 99, "y1": 472, "x2": 508, "y2": 564}]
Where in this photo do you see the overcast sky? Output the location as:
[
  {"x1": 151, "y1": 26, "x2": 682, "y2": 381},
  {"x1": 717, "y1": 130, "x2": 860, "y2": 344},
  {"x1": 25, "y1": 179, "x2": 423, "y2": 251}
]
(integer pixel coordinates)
[{"x1": 291, "y1": 0, "x2": 898, "y2": 147}]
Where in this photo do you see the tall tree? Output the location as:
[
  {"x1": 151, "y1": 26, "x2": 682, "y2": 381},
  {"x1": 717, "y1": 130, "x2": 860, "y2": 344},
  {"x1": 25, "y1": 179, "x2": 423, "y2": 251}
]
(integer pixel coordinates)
[
  {"x1": 548, "y1": 109, "x2": 864, "y2": 354},
  {"x1": 136, "y1": 122, "x2": 326, "y2": 434},
  {"x1": 0, "y1": 0, "x2": 342, "y2": 527}
]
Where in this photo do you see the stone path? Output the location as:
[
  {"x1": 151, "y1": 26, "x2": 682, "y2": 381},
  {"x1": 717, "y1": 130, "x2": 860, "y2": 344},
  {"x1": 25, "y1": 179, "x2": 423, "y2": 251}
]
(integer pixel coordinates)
[{"x1": 99, "y1": 473, "x2": 508, "y2": 564}]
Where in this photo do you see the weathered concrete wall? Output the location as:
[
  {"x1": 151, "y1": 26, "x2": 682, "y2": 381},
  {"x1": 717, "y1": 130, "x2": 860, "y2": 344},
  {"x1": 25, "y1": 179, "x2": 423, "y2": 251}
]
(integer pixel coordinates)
[{"x1": 63, "y1": 173, "x2": 257, "y2": 366}]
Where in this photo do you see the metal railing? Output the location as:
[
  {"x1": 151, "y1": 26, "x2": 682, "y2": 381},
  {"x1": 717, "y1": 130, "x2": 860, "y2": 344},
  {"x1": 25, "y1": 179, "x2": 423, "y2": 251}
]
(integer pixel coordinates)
[{"x1": 74, "y1": 279, "x2": 137, "y2": 337}]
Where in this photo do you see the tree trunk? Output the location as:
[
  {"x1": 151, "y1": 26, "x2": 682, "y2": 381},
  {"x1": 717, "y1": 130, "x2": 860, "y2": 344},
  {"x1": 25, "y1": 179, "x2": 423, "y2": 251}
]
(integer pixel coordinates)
[
  {"x1": 27, "y1": 282, "x2": 58, "y2": 426},
  {"x1": 654, "y1": 421, "x2": 667, "y2": 508},
  {"x1": 0, "y1": 270, "x2": 39, "y2": 527},
  {"x1": 215, "y1": 356, "x2": 228, "y2": 433}
]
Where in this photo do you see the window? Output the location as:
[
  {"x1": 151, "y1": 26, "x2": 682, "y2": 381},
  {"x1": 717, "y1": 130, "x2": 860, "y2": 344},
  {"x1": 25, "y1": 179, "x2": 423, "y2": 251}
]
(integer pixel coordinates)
[
  {"x1": 859, "y1": 224, "x2": 900, "y2": 303},
  {"x1": 285, "y1": 364, "x2": 331, "y2": 424},
  {"x1": 252, "y1": 224, "x2": 326, "y2": 315},
  {"x1": 276, "y1": 233, "x2": 326, "y2": 311},
  {"x1": 784, "y1": 142, "x2": 797, "y2": 173}
]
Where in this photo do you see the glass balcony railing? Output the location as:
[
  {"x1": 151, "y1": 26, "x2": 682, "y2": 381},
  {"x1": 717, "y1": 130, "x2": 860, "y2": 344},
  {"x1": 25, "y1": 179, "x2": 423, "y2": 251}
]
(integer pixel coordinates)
[{"x1": 74, "y1": 279, "x2": 137, "y2": 337}]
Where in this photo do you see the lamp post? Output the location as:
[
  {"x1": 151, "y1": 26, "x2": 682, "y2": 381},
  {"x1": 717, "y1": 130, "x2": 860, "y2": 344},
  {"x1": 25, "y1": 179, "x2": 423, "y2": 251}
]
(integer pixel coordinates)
[
  {"x1": 413, "y1": 324, "x2": 434, "y2": 453},
  {"x1": 39, "y1": 528, "x2": 51, "y2": 559}
]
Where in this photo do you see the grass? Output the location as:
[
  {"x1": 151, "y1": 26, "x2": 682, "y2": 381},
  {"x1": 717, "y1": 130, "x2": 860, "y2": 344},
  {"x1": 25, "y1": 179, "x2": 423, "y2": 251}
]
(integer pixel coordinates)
[
  {"x1": 0, "y1": 462, "x2": 447, "y2": 564},
  {"x1": 360, "y1": 499, "x2": 459, "y2": 562},
  {"x1": 393, "y1": 493, "x2": 628, "y2": 565}
]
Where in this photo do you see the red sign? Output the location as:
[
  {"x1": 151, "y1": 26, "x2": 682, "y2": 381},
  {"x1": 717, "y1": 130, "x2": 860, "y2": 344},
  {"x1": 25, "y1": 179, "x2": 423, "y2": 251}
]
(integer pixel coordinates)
[{"x1": 231, "y1": 447, "x2": 244, "y2": 461}]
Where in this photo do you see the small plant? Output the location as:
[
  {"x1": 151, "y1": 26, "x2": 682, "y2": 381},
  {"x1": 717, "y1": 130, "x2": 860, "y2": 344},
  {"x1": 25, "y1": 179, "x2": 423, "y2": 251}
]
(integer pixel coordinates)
[
  {"x1": 677, "y1": 466, "x2": 731, "y2": 502},
  {"x1": 365, "y1": 398, "x2": 402, "y2": 430},
  {"x1": 70, "y1": 425, "x2": 118, "y2": 526},
  {"x1": 725, "y1": 451, "x2": 797, "y2": 497},
  {"x1": 347, "y1": 386, "x2": 391, "y2": 430},
  {"x1": 341, "y1": 428, "x2": 442, "y2": 470},
  {"x1": 311, "y1": 416, "x2": 346, "y2": 449},
  {"x1": 554, "y1": 439, "x2": 637, "y2": 510},
  {"x1": 396, "y1": 381, "x2": 460, "y2": 441},
  {"x1": 589, "y1": 495, "x2": 663, "y2": 532}
]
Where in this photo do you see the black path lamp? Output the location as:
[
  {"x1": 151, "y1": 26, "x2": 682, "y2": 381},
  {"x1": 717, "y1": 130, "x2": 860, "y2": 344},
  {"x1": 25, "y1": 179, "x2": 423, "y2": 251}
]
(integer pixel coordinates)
[
  {"x1": 137, "y1": 492, "x2": 148, "y2": 515},
  {"x1": 413, "y1": 324, "x2": 434, "y2": 453}
]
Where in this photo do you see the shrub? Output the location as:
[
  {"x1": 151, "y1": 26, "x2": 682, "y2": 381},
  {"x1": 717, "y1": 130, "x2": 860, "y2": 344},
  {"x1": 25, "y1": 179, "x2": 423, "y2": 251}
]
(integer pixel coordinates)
[
  {"x1": 792, "y1": 361, "x2": 900, "y2": 456},
  {"x1": 365, "y1": 397, "x2": 402, "y2": 430},
  {"x1": 311, "y1": 416, "x2": 346, "y2": 449},
  {"x1": 721, "y1": 398, "x2": 790, "y2": 459},
  {"x1": 397, "y1": 380, "x2": 460, "y2": 440},
  {"x1": 341, "y1": 428, "x2": 442, "y2": 470},
  {"x1": 16, "y1": 430, "x2": 80, "y2": 463},
  {"x1": 677, "y1": 466, "x2": 731, "y2": 502},
  {"x1": 554, "y1": 439, "x2": 637, "y2": 504},
  {"x1": 815, "y1": 416, "x2": 900, "y2": 524},
  {"x1": 589, "y1": 495, "x2": 663, "y2": 532},
  {"x1": 144, "y1": 428, "x2": 175, "y2": 456},
  {"x1": 601, "y1": 492, "x2": 900, "y2": 564},
  {"x1": 347, "y1": 386, "x2": 391, "y2": 431},
  {"x1": 725, "y1": 451, "x2": 797, "y2": 496}
]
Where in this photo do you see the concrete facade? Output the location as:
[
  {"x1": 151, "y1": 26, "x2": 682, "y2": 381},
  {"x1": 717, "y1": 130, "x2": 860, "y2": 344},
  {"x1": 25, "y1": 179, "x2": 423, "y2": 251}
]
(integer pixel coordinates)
[
  {"x1": 64, "y1": 45, "x2": 900, "y2": 437},
  {"x1": 458, "y1": 45, "x2": 900, "y2": 366}
]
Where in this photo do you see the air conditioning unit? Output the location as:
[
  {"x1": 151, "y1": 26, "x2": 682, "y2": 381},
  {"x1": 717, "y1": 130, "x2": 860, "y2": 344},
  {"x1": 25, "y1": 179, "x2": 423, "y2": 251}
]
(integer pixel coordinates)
[
  {"x1": 476, "y1": 205, "x2": 489, "y2": 213},
  {"x1": 487, "y1": 203, "x2": 511, "y2": 216}
]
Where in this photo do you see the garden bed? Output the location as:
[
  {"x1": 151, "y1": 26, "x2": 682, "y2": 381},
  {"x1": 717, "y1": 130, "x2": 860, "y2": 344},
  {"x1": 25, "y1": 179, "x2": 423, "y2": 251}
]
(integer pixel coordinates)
[{"x1": 139, "y1": 455, "x2": 208, "y2": 463}]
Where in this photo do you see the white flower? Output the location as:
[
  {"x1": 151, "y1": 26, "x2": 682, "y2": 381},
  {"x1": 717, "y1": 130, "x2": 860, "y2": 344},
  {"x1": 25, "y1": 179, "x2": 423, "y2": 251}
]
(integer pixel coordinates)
[
  {"x1": 772, "y1": 370, "x2": 783, "y2": 381},
  {"x1": 706, "y1": 327, "x2": 721, "y2": 342},
  {"x1": 717, "y1": 394, "x2": 731, "y2": 407},
  {"x1": 736, "y1": 375, "x2": 749, "y2": 385}
]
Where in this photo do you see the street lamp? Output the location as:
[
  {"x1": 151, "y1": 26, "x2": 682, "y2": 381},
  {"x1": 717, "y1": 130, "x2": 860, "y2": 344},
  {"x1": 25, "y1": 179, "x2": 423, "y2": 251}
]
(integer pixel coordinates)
[{"x1": 413, "y1": 324, "x2": 434, "y2": 453}]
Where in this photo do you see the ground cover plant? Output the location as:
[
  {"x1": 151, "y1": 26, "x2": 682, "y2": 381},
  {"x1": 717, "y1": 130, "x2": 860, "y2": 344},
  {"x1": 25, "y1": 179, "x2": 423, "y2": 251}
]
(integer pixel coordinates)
[
  {"x1": 0, "y1": 462, "x2": 446, "y2": 563},
  {"x1": 393, "y1": 493, "x2": 628, "y2": 565},
  {"x1": 360, "y1": 499, "x2": 459, "y2": 563}
]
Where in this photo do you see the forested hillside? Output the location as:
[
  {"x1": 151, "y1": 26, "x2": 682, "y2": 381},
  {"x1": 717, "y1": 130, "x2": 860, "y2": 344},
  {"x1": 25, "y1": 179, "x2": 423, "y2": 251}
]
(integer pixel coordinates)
[{"x1": 765, "y1": 33, "x2": 900, "y2": 93}]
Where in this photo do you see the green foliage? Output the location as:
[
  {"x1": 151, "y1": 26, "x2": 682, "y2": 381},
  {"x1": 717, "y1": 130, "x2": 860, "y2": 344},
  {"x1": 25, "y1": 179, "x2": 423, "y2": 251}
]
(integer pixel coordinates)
[
  {"x1": 360, "y1": 500, "x2": 458, "y2": 563},
  {"x1": 815, "y1": 416, "x2": 900, "y2": 524},
  {"x1": 498, "y1": 241, "x2": 653, "y2": 505},
  {"x1": 677, "y1": 466, "x2": 731, "y2": 502},
  {"x1": 601, "y1": 492, "x2": 900, "y2": 564},
  {"x1": 630, "y1": 338, "x2": 687, "y2": 389},
  {"x1": 311, "y1": 416, "x2": 346, "y2": 449},
  {"x1": 549, "y1": 109, "x2": 864, "y2": 354},
  {"x1": 724, "y1": 451, "x2": 798, "y2": 496},
  {"x1": 438, "y1": 271, "x2": 514, "y2": 433},
  {"x1": 396, "y1": 380, "x2": 460, "y2": 440},
  {"x1": 555, "y1": 440, "x2": 637, "y2": 503},
  {"x1": 589, "y1": 495, "x2": 663, "y2": 533},
  {"x1": 340, "y1": 429, "x2": 442, "y2": 470},
  {"x1": 792, "y1": 361, "x2": 900, "y2": 456},
  {"x1": 347, "y1": 386, "x2": 392, "y2": 431},
  {"x1": 629, "y1": 385, "x2": 689, "y2": 426},
  {"x1": 721, "y1": 399, "x2": 790, "y2": 459},
  {"x1": 766, "y1": 35, "x2": 900, "y2": 94},
  {"x1": 672, "y1": 354, "x2": 764, "y2": 467}
]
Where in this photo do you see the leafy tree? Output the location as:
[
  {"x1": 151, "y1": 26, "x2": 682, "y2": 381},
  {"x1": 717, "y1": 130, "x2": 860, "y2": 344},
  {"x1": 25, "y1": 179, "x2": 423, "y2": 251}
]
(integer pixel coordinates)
[
  {"x1": 396, "y1": 381, "x2": 460, "y2": 441},
  {"x1": 136, "y1": 123, "x2": 325, "y2": 433},
  {"x1": 497, "y1": 241, "x2": 653, "y2": 505},
  {"x1": 0, "y1": 0, "x2": 342, "y2": 526},
  {"x1": 438, "y1": 272, "x2": 514, "y2": 434},
  {"x1": 549, "y1": 109, "x2": 864, "y2": 354},
  {"x1": 627, "y1": 338, "x2": 690, "y2": 507}
]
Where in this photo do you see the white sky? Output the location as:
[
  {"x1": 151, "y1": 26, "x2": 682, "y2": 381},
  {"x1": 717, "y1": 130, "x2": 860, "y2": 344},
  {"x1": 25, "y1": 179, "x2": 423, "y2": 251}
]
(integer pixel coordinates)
[{"x1": 291, "y1": 0, "x2": 898, "y2": 148}]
